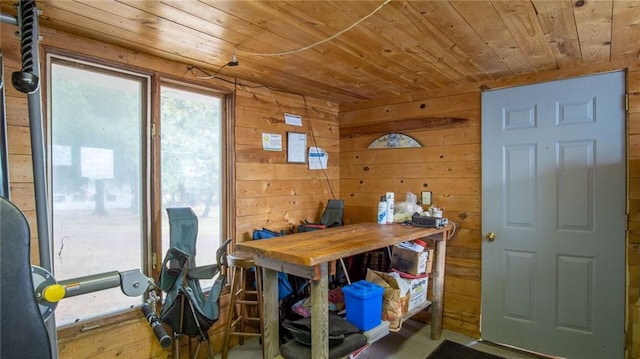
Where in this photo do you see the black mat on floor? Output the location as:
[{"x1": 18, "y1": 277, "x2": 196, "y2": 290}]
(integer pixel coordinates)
[{"x1": 426, "y1": 340, "x2": 506, "y2": 359}]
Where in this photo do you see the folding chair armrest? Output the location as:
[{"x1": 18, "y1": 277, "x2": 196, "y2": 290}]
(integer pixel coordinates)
[{"x1": 187, "y1": 264, "x2": 218, "y2": 280}]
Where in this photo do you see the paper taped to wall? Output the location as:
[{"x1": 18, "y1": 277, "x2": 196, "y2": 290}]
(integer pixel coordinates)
[{"x1": 308, "y1": 147, "x2": 327, "y2": 170}]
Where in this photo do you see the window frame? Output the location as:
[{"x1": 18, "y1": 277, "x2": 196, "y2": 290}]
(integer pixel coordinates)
[{"x1": 45, "y1": 50, "x2": 234, "y2": 337}]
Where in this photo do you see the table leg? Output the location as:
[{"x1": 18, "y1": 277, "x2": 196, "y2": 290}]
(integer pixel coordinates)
[
  {"x1": 262, "y1": 267, "x2": 280, "y2": 358},
  {"x1": 310, "y1": 262, "x2": 329, "y2": 359},
  {"x1": 430, "y1": 239, "x2": 446, "y2": 340}
]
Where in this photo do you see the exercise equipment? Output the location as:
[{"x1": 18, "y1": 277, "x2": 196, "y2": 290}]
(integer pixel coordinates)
[
  {"x1": 0, "y1": 197, "x2": 52, "y2": 359},
  {"x1": 1, "y1": 1, "x2": 60, "y2": 355}
]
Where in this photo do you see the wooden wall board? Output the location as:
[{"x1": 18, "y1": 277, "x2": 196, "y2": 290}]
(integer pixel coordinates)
[
  {"x1": 633, "y1": 135, "x2": 640, "y2": 158},
  {"x1": 340, "y1": 125, "x2": 480, "y2": 152},
  {"x1": 233, "y1": 82, "x2": 341, "y2": 245},
  {"x1": 339, "y1": 144, "x2": 480, "y2": 165},
  {"x1": 5, "y1": 101, "x2": 29, "y2": 126},
  {"x1": 236, "y1": 178, "x2": 338, "y2": 198},
  {"x1": 630, "y1": 157, "x2": 640, "y2": 177},
  {"x1": 340, "y1": 179, "x2": 480, "y2": 198},
  {"x1": 444, "y1": 276, "x2": 481, "y2": 298},
  {"x1": 630, "y1": 112, "x2": 640, "y2": 135},
  {"x1": 236, "y1": 163, "x2": 339, "y2": 181},
  {"x1": 340, "y1": 92, "x2": 480, "y2": 126},
  {"x1": 235, "y1": 111, "x2": 339, "y2": 141},
  {"x1": 340, "y1": 161, "x2": 480, "y2": 180},
  {"x1": 7, "y1": 126, "x2": 31, "y2": 154},
  {"x1": 8, "y1": 154, "x2": 34, "y2": 182},
  {"x1": 236, "y1": 194, "x2": 334, "y2": 217},
  {"x1": 630, "y1": 69, "x2": 640, "y2": 94}
]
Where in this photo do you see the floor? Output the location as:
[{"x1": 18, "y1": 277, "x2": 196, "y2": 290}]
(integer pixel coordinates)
[{"x1": 217, "y1": 319, "x2": 545, "y2": 359}]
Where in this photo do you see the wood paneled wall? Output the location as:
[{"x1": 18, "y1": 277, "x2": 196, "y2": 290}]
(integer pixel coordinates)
[
  {"x1": 4, "y1": 20, "x2": 640, "y2": 359},
  {"x1": 234, "y1": 88, "x2": 340, "y2": 242},
  {"x1": 339, "y1": 92, "x2": 482, "y2": 337},
  {"x1": 340, "y1": 65, "x2": 640, "y2": 344}
]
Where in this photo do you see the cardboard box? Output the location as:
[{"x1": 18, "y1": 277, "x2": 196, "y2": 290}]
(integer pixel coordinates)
[
  {"x1": 391, "y1": 245, "x2": 434, "y2": 276},
  {"x1": 401, "y1": 275, "x2": 429, "y2": 312}
]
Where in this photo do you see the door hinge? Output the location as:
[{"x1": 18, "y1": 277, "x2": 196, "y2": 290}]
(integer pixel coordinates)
[
  {"x1": 625, "y1": 93, "x2": 629, "y2": 112},
  {"x1": 151, "y1": 123, "x2": 156, "y2": 140}
]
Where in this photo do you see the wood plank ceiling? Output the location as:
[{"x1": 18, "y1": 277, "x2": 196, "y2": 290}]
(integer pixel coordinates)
[{"x1": 4, "y1": 0, "x2": 640, "y2": 103}]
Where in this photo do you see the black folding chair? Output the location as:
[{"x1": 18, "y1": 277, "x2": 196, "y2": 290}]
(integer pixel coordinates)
[{"x1": 156, "y1": 207, "x2": 230, "y2": 359}]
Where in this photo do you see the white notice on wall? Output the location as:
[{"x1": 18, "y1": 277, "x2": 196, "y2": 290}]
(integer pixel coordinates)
[
  {"x1": 284, "y1": 113, "x2": 302, "y2": 126},
  {"x1": 308, "y1": 146, "x2": 328, "y2": 170},
  {"x1": 262, "y1": 133, "x2": 282, "y2": 151}
]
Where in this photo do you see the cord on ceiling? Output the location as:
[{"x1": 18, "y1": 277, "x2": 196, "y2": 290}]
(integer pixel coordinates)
[{"x1": 236, "y1": 0, "x2": 392, "y2": 57}]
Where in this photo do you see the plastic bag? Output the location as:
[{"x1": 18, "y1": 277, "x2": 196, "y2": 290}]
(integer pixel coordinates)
[{"x1": 393, "y1": 192, "x2": 424, "y2": 222}]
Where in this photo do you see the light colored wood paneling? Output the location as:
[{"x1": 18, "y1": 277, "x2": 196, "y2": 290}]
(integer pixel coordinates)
[
  {"x1": 533, "y1": 1, "x2": 581, "y2": 69},
  {"x1": 237, "y1": 162, "x2": 339, "y2": 181},
  {"x1": 4, "y1": 9, "x2": 640, "y2": 358},
  {"x1": 8, "y1": 154, "x2": 34, "y2": 183},
  {"x1": 611, "y1": 1, "x2": 640, "y2": 61},
  {"x1": 630, "y1": 113, "x2": 640, "y2": 135},
  {"x1": 58, "y1": 319, "x2": 169, "y2": 358},
  {"x1": 5, "y1": 97, "x2": 29, "y2": 127},
  {"x1": 340, "y1": 92, "x2": 480, "y2": 126},
  {"x1": 632, "y1": 135, "x2": 640, "y2": 158},
  {"x1": 341, "y1": 139, "x2": 479, "y2": 163},
  {"x1": 630, "y1": 70, "x2": 640, "y2": 94},
  {"x1": 630, "y1": 93, "x2": 640, "y2": 114},
  {"x1": 4, "y1": 0, "x2": 635, "y2": 103},
  {"x1": 7, "y1": 125, "x2": 31, "y2": 155},
  {"x1": 233, "y1": 78, "x2": 340, "y2": 247},
  {"x1": 236, "y1": 178, "x2": 338, "y2": 198},
  {"x1": 403, "y1": 1, "x2": 510, "y2": 77},
  {"x1": 236, "y1": 194, "x2": 332, "y2": 217},
  {"x1": 573, "y1": 0, "x2": 613, "y2": 64},
  {"x1": 340, "y1": 161, "x2": 480, "y2": 180},
  {"x1": 449, "y1": 0, "x2": 534, "y2": 75},
  {"x1": 490, "y1": 0, "x2": 558, "y2": 70},
  {"x1": 340, "y1": 177, "x2": 481, "y2": 196},
  {"x1": 339, "y1": 89, "x2": 482, "y2": 336}
]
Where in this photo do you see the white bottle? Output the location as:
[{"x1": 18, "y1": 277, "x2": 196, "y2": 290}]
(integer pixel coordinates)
[
  {"x1": 377, "y1": 196, "x2": 387, "y2": 224},
  {"x1": 385, "y1": 192, "x2": 395, "y2": 223}
]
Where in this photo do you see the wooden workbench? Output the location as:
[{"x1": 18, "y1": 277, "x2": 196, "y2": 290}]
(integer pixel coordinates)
[{"x1": 236, "y1": 222, "x2": 454, "y2": 359}]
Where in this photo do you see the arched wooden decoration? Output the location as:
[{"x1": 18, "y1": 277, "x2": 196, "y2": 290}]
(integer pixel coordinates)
[{"x1": 368, "y1": 133, "x2": 422, "y2": 149}]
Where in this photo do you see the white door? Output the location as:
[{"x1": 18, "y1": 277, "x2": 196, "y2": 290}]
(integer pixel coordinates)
[{"x1": 481, "y1": 72, "x2": 626, "y2": 358}]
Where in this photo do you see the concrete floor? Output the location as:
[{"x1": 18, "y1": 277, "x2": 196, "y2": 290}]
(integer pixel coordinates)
[{"x1": 218, "y1": 319, "x2": 545, "y2": 359}]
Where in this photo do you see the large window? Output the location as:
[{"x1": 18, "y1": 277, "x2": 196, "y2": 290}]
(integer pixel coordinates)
[
  {"x1": 48, "y1": 56, "x2": 227, "y2": 326},
  {"x1": 160, "y1": 84, "x2": 222, "y2": 287}
]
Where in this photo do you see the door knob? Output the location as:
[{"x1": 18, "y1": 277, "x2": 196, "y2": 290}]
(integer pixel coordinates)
[{"x1": 485, "y1": 232, "x2": 496, "y2": 242}]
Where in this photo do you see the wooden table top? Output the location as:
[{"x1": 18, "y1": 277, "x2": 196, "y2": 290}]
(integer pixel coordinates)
[{"x1": 236, "y1": 222, "x2": 453, "y2": 267}]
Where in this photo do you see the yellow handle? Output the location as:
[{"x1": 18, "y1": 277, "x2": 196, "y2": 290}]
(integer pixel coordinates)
[
  {"x1": 43, "y1": 284, "x2": 66, "y2": 303},
  {"x1": 486, "y1": 232, "x2": 496, "y2": 242}
]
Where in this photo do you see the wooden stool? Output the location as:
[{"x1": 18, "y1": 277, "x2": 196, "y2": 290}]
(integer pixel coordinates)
[{"x1": 222, "y1": 251, "x2": 263, "y2": 359}]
